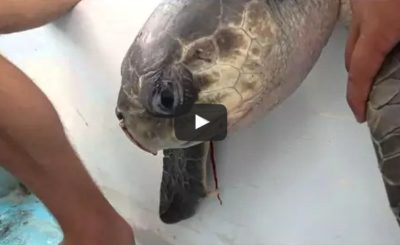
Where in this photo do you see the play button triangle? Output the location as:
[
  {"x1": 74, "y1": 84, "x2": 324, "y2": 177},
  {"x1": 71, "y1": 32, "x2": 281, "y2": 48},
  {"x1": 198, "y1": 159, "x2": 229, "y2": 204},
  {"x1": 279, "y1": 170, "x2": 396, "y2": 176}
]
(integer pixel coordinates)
[{"x1": 195, "y1": 115, "x2": 209, "y2": 130}]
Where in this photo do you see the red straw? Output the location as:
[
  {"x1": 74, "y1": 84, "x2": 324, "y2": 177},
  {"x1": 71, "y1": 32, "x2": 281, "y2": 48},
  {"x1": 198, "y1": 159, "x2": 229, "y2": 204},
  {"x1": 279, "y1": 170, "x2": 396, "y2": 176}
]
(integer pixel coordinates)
[{"x1": 210, "y1": 141, "x2": 222, "y2": 205}]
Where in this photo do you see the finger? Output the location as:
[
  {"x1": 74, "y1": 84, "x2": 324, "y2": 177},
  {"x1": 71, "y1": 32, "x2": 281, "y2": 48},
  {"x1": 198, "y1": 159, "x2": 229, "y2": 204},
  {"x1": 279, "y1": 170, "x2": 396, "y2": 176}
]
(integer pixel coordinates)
[
  {"x1": 345, "y1": 21, "x2": 360, "y2": 72},
  {"x1": 347, "y1": 30, "x2": 396, "y2": 123}
]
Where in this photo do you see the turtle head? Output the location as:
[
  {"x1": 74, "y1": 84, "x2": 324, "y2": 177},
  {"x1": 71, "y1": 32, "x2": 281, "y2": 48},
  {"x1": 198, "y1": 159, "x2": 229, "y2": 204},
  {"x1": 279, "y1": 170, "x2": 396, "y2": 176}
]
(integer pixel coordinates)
[
  {"x1": 115, "y1": 1, "x2": 217, "y2": 155},
  {"x1": 116, "y1": 57, "x2": 200, "y2": 155}
]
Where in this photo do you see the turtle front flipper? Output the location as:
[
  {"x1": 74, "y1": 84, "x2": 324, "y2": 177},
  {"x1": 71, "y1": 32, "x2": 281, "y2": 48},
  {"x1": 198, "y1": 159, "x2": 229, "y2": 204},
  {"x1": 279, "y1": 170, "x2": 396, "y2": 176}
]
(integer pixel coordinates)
[
  {"x1": 367, "y1": 44, "x2": 400, "y2": 224},
  {"x1": 159, "y1": 143, "x2": 210, "y2": 224}
]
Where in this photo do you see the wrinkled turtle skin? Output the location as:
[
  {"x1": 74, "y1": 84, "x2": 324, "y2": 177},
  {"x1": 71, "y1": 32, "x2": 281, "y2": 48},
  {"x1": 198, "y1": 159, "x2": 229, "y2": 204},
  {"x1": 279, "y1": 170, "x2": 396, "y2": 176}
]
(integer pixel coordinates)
[{"x1": 116, "y1": 0, "x2": 400, "y2": 225}]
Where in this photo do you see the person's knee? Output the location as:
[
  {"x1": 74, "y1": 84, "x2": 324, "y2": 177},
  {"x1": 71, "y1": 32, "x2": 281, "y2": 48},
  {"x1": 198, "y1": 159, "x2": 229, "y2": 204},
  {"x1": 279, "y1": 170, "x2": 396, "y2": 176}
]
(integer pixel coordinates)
[
  {"x1": 62, "y1": 0, "x2": 82, "y2": 11},
  {"x1": 0, "y1": 25, "x2": 11, "y2": 35},
  {"x1": 0, "y1": 0, "x2": 82, "y2": 34}
]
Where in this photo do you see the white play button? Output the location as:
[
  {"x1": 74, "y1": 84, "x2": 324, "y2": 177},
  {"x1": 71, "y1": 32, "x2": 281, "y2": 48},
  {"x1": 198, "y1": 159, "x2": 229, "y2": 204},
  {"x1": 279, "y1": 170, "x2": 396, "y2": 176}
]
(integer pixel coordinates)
[
  {"x1": 195, "y1": 114, "x2": 210, "y2": 130},
  {"x1": 175, "y1": 104, "x2": 227, "y2": 141}
]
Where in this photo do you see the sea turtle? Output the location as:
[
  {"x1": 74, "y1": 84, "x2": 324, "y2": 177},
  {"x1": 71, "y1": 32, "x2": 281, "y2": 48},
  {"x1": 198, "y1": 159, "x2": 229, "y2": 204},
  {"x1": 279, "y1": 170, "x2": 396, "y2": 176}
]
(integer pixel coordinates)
[{"x1": 115, "y1": 0, "x2": 400, "y2": 225}]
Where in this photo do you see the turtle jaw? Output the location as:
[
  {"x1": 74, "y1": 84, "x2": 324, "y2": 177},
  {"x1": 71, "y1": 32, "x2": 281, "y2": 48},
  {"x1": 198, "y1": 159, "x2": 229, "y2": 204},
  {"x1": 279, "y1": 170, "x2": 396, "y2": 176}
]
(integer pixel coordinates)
[
  {"x1": 115, "y1": 101, "x2": 186, "y2": 155},
  {"x1": 118, "y1": 116, "x2": 158, "y2": 155}
]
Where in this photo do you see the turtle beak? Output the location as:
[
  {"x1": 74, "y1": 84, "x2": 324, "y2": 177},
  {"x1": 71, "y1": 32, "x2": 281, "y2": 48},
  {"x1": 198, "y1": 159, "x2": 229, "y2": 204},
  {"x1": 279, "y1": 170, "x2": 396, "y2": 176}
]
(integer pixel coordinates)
[{"x1": 116, "y1": 108, "x2": 158, "y2": 156}]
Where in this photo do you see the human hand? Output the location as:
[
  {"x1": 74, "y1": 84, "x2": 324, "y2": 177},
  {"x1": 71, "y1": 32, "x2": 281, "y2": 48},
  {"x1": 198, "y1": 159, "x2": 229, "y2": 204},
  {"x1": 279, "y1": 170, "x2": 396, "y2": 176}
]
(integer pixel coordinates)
[{"x1": 345, "y1": 0, "x2": 400, "y2": 123}]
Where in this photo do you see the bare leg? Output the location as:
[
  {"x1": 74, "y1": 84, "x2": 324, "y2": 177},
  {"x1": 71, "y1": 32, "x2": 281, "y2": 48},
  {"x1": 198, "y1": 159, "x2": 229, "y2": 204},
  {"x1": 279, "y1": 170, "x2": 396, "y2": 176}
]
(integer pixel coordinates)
[
  {"x1": 0, "y1": 54, "x2": 134, "y2": 244},
  {"x1": 0, "y1": 1, "x2": 135, "y2": 244},
  {"x1": 0, "y1": 0, "x2": 81, "y2": 33}
]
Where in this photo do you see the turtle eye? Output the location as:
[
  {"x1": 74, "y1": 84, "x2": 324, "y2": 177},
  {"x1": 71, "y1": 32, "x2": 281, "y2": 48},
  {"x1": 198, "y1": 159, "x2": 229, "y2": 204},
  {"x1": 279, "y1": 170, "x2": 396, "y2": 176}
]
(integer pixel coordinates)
[
  {"x1": 160, "y1": 88, "x2": 175, "y2": 110},
  {"x1": 150, "y1": 79, "x2": 180, "y2": 116},
  {"x1": 139, "y1": 65, "x2": 198, "y2": 118}
]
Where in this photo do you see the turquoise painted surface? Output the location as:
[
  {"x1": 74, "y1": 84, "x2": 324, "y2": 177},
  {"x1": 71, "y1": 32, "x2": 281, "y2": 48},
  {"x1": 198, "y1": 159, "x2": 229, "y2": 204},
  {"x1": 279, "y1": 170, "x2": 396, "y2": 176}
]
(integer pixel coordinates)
[
  {"x1": 0, "y1": 168, "x2": 18, "y2": 198},
  {"x1": 0, "y1": 188, "x2": 62, "y2": 245}
]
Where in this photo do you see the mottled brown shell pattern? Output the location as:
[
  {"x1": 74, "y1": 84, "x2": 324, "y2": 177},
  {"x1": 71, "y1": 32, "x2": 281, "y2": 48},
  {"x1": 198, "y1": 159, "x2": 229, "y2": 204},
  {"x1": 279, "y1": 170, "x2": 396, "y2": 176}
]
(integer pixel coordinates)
[{"x1": 176, "y1": 0, "x2": 279, "y2": 126}]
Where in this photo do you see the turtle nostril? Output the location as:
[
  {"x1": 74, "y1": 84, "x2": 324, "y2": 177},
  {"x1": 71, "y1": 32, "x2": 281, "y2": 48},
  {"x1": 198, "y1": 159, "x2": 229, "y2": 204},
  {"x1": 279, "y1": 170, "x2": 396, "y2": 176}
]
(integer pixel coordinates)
[
  {"x1": 116, "y1": 108, "x2": 124, "y2": 120},
  {"x1": 160, "y1": 90, "x2": 175, "y2": 110}
]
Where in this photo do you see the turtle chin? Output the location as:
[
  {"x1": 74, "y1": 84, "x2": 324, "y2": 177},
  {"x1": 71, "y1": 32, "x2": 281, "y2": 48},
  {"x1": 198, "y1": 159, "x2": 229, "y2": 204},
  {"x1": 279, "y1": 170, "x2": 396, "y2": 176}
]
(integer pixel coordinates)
[{"x1": 139, "y1": 64, "x2": 199, "y2": 118}]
